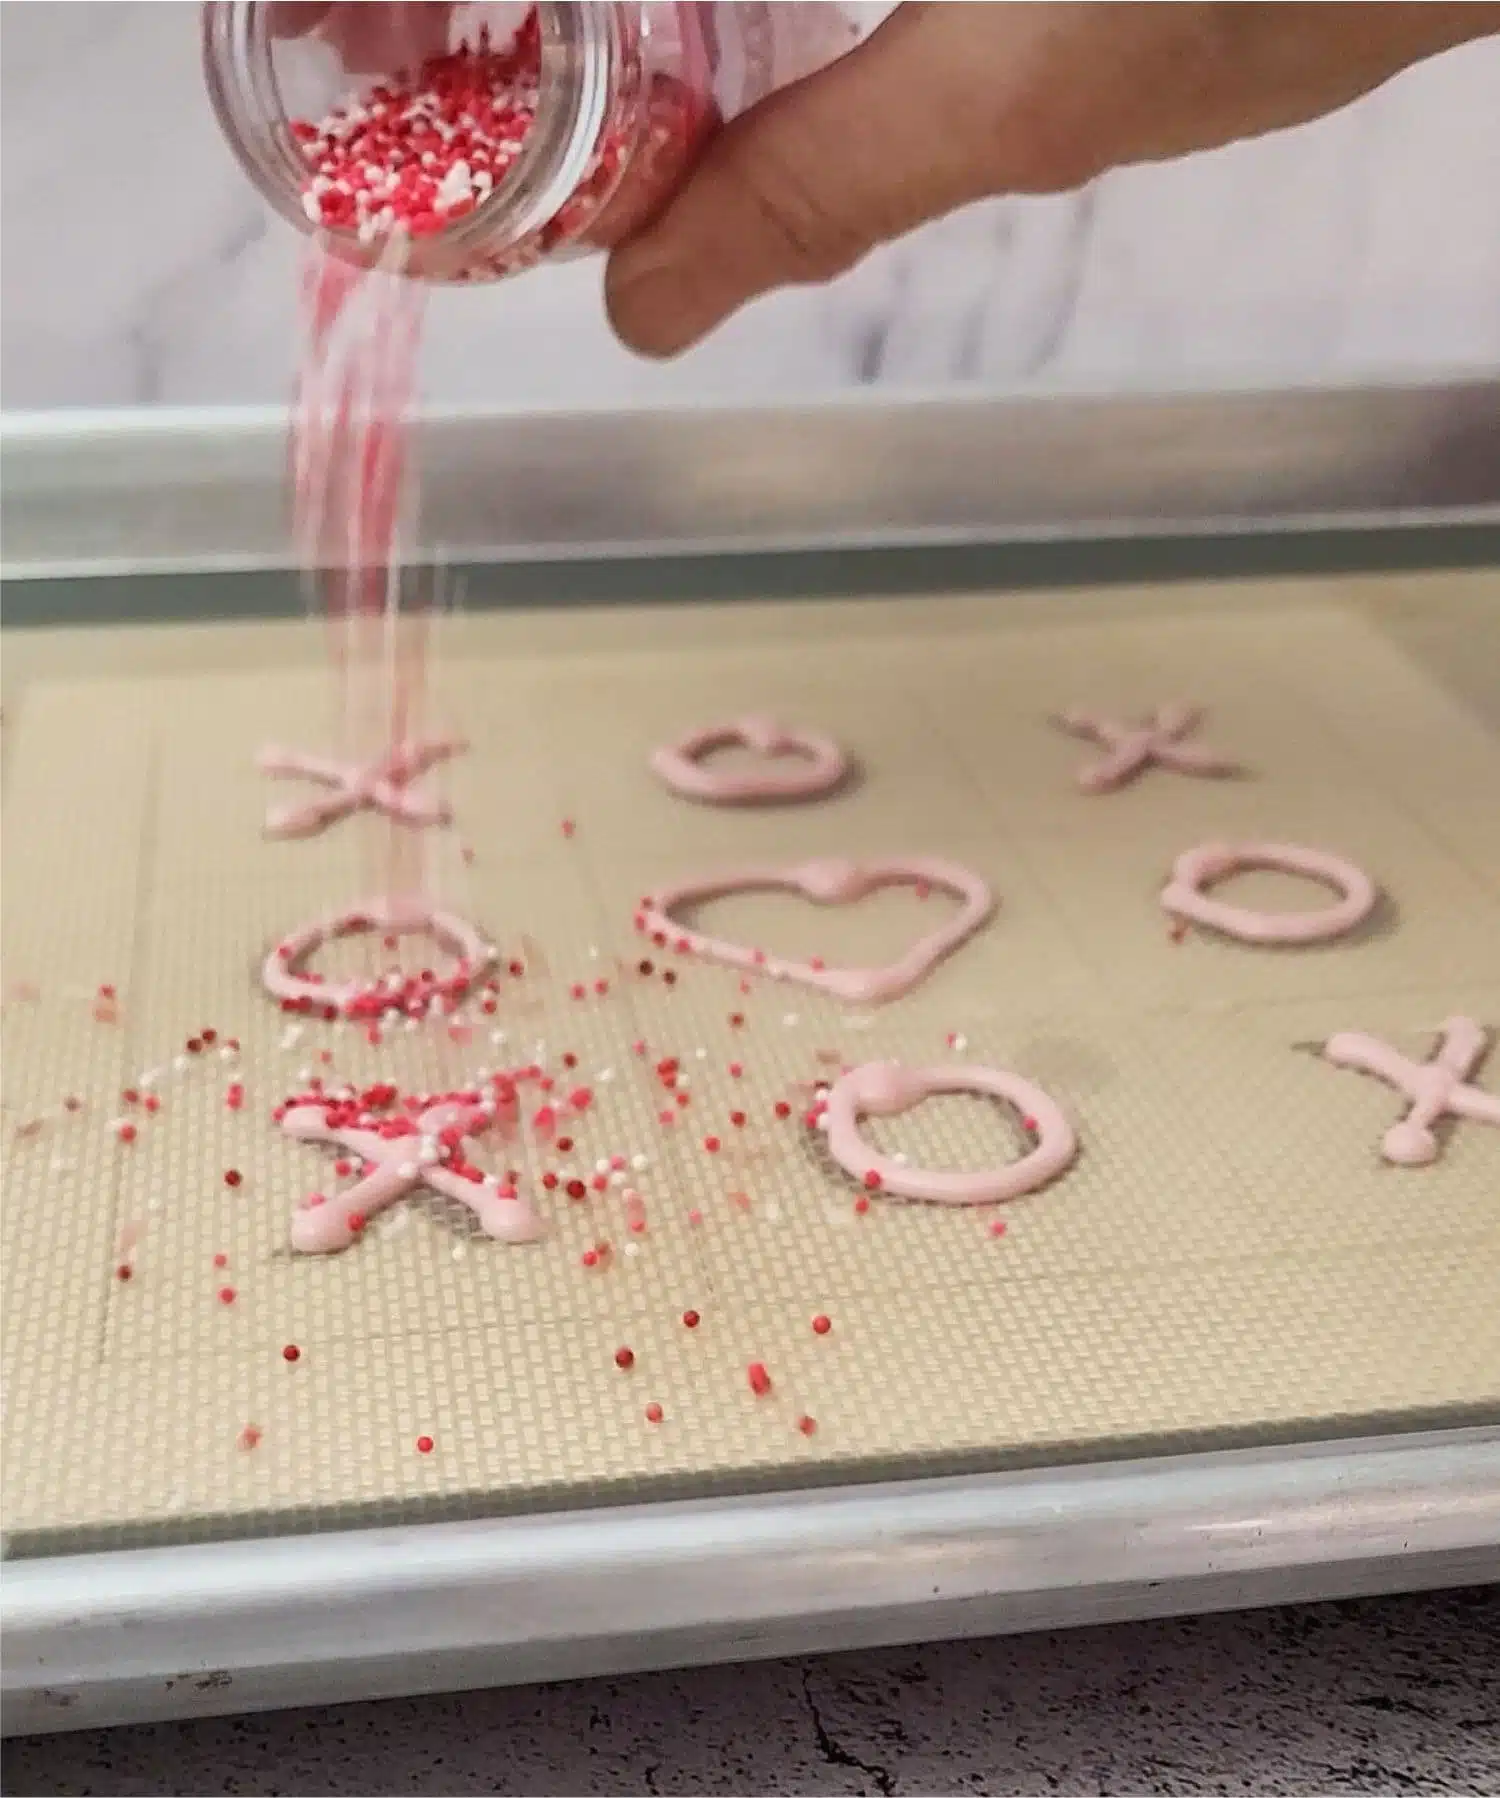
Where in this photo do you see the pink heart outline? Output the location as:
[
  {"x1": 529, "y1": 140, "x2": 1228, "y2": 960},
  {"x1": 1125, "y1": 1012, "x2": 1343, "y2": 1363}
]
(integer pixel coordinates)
[
  {"x1": 649, "y1": 714, "x2": 848, "y2": 805},
  {"x1": 636, "y1": 855, "x2": 994, "y2": 1005}
]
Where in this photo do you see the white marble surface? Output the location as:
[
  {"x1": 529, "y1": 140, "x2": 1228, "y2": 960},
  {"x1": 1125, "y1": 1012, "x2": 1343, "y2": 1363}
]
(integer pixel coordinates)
[
  {"x1": 5, "y1": 1588, "x2": 1499, "y2": 1795},
  {"x1": 2, "y1": 3, "x2": 1499, "y2": 414}
]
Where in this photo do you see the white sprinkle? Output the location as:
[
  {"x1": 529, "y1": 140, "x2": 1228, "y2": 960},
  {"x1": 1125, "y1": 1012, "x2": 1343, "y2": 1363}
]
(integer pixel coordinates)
[
  {"x1": 950, "y1": 1033, "x2": 969, "y2": 1053},
  {"x1": 490, "y1": 1030, "x2": 507, "y2": 1046},
  {"x1": 451, "y1": 1241, "x2": 469, "y2": 1261},
  {"x1": 218, "y1": 1045, "x2": 237, "y2": 1063},
  {"x1": 631, "y1": 1154, "x2": 649, "y2": 1173},
  {"x1": 609, "y1": 1172, "x2": 626, "y2": 1189},
  {"x1": 398, "y1": 1162, "x2": 418, "y2": 1179},
  {"x1": 623, "y1": 1241, "x2": 642, "y2": 1259},
  {"x1": 297, "y1": 1066, "x2": 313, "y2": 1083},
  {"x1": 587, "y1": 945, "x2": 600, "y2": 961},
  {"x1": 139, "y1": 1069, "x2": 160, "y2": 1089},
  {"x1": 280, "y1": 1026, "x2": 304, "y2": 1052},
  {"x1": 173, "y1": 1054, "x2": 190, "y2": 1073},
  {"x1": 783, "y1": 1013, "x2": 800, "y2": 1028},
  {"x1": 594, "y1": 1158, "x2": 610, "y2": 1175},
  {"x1": 694, "y1": 1047, "x2": 707, "y2": 1061},
  {"x1": 598, "y1": 1067, "x2": 616, "y2": 1084}
]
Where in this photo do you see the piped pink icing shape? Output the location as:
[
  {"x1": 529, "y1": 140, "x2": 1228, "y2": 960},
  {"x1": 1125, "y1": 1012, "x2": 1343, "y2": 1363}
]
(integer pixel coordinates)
[
  {"x1": 636, "y1": 856, "x2": 994, "y2": 1004},
  {"x1": 1161, "y1": 841, "x2": 1377, "y2": 945},
  {"x1": 264, "y1": 897, "x2": 495, "y2": 1016},
  {"x1": 1054, "y1": 704, "x2": 1240, "y2": 792},
  {"x1": 823, "y1": 1061, "x2": 1077, "y2": 1204},
  {"x1": 1321, "y1": 1016, "x2": 1500, "y2": 1166},
  {"x1": 257, "y1": 737, "x2": 465, "y2": 838},
  {"x1": 650, "y1": 715, "x2": 848, "y2": 805},
  {"x1": 281, "y1": 1099, "x2": 543, "y2": 1253}
]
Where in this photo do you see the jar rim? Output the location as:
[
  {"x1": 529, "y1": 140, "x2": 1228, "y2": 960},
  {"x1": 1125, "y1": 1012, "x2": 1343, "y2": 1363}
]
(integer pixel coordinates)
[{"x1": 201, "y1": 1, "x2": 627, "y2": 278}]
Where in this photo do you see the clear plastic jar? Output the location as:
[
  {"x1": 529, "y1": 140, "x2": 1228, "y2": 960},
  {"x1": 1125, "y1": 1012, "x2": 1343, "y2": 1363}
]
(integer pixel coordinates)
[{"x1": 203, "y1": 2, "x2": 884, "y2": 283}]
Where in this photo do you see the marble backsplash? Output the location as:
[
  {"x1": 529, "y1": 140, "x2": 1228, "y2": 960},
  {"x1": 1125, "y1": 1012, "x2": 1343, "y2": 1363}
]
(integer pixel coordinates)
[{"x1": 2, "y1": 3, "x2": 1498, "y2": 414}]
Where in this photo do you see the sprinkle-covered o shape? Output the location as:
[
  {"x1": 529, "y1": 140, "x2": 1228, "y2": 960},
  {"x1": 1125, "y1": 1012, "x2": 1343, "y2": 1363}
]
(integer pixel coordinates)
[
  {"x1": 823, "y1": 1061, "x2": 1078, "y2": 1204},
  {"x1": 1161, "y1": 841, "x2": 1377, "y2": 946},
  {"x1": 264, "y1": 898, "x2": 495, "y2": 1017},
  {"x1": 650, "y1": 714, "x2": 848, "y2": 805},
  {"x1": 635, "y1": 855, "x2": 994, "y2": 1005}
]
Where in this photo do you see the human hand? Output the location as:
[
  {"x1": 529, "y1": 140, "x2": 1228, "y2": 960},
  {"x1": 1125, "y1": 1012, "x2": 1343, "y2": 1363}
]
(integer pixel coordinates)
[
  {"x1": 606, "y1": 2, "x2": 1500, "y2": 357},
  {"x1": 267, "y1": 1, "x2": 452, "y2": 75}
]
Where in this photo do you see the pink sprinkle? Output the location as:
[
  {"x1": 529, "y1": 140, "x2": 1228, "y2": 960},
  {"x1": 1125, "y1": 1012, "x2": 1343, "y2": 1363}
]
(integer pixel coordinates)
[
  {"x1": 728, "y1": 1061, "x2": 744, "y2": 1078},
  {"x1": 989, "y1": 1219, "x2": 1008, "y2": 1239},
  {"x1": 687, "y1": 1208, "x2": 703, "y2": 1226},
  {"x1": 658, "y1": 1109, "x2": 676, "y2": 1127},
  {"x1": 561, "y1": 819, "x2": 576, "y2": 838}
]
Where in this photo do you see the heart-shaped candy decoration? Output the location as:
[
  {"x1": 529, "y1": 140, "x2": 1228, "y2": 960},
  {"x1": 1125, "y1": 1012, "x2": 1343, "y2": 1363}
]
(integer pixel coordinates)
[
  {"x1": 650, "y1": 714, "x2": 848, "y2": 805},
  {"x1": 635, "y1": 855, "x2": 993, "y2": 1004},
  {"x1": 823, "y1": 1060, "x2": 1077, "y2": 1203}
]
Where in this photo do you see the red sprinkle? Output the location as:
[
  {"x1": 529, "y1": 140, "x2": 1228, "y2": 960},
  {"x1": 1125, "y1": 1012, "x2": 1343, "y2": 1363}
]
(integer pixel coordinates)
[
  {"x1": 144, "y1": 1095, "x2": 161, "y2": 1114},
  {"x1": 645, "y1": 1402, "x2": 664, "y2": 1424},
  {"x1": 774, "y1": 1101, "x2": 792, "y2": 1120},
  {"x1": 122, "y1": 1088, "x2": 140, "y2": 1106},
  {"x1": 798, "y1": 1415, "x2": 817, "y2": 1437},
  {"x1": 614, "y1": 1346, "x2": 635, "y2": 1370},
  {"x1": 116, "y1": 1121, "x2": 137, "y2": 1145},
  {"x1": 237, "y1": 1425, "x2": 262, "y2": 1452},
  {"x1": 730, "y1": 1110, "x2": 747, "y2": 1129},
  {"x1": 115, "y1": 1263, "x2": 133, "y2": 1282},
  {"x1": 213, "y1": 1252, "x2": 229, "y2": 1268},
  {"x1": 862, "y1": 1169, "x2": 882, "y2": 1191},
  {"x1": 747, "y1": 1361, "x2": 772, "y2": 1397},
  {"x1": 282, "y1": 1344, "x2": 301, "y2": 1362},
  {"x1": 224, "y1": 1168, "x2": 243, "y2": 1188},
  {"x1": 812, "y1": 1314, "x2": 832, "y2": 1336},
  {"x1": 702, "y1": 1134, "x2": 720, "y2": 1153},
  {"x1": 581, "y1": 1249, "x2": 599, "y2": 1267},
  {"x1": 728, "y1": 1062, "x2": 744, "y2": 1079},
  {"x1": 217, "y1": 1286, "x2": 236, "y2": 1305},
  {"x1": 853, "y1": 1196, "x2": 871, "y2": 1216},
  {"x1": 682, "y1": 1309, "x2": 700, "y2": 1329},
  {"x1": 416, "y1": 1435, "x2": 435, "y2": 1454}
]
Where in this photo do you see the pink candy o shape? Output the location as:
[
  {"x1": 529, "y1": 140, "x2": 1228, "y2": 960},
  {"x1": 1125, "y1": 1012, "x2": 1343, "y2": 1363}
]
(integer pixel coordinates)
[
  {"x1": 636, "y1": 855, "x2": 994, "y2": 1005},
  {"x1": 650, "y1": 715, "x2": 847, "y2": 805},
  {"x1": 263, "y1": 897, "x2": 495, "y2": 1014},
  {"x1": 258, "y1": 737, "x2": 465, "y2": 839},
  {"x1": 822, "y1": 1061, "x2": 1078, "y2": 1204},
  {"x1": 1053, "y1": 703, "x2": 1240, "y2": 793},
  {"x1": 1161, "y1": 841, "x2": 1377, "y2": 945},
  {"x1": 1321, "y1": 1016, "x2": 1500, "y2": 1166},
  {"x1": 281, "y1": 1099, "x2": 543, "y2": 1254}
]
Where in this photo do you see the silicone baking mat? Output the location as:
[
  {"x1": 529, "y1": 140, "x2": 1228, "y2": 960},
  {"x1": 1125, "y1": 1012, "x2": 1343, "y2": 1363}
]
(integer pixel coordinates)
[{"x1": 4, "y1": 576, "x2": 1498, "y2": 1554}]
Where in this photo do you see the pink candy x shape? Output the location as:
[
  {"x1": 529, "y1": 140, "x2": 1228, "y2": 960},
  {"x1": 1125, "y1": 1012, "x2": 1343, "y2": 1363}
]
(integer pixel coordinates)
[
  {"x1": 1053, "y1": 704, "x2": 1240, "y2": 793},
  {"x1": 1321, "y1": 1017, "x2": 1500, "y2": 1166},
  {"x1": 258, "y1": 738, "x2": 465, "y2": 838},
  {"x1": 281, "y1": 1100, "x2": 543, "y2": 1253}
]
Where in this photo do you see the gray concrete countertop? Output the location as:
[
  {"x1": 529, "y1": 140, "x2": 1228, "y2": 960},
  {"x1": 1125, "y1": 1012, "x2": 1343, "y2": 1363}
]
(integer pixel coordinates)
[{"x1": 5, "y1": 1587, "x2": 1497, "y2": 1796}]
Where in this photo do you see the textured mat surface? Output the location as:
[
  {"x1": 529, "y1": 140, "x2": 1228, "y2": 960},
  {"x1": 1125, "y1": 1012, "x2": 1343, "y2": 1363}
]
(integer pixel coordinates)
[{"x1": 3, "y1": 577, "x2": 1498, "y2": 1552}]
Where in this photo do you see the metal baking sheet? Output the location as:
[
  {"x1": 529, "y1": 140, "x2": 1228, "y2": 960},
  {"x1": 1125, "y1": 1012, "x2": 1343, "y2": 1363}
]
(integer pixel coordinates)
[{"x1": 3, "y1": 566, "x2": 1498, "y2": 1732}]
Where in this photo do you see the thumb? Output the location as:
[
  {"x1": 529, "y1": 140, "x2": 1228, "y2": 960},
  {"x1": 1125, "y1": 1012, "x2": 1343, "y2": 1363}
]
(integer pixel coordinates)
[{"x1": 605, "y1": 4, "x2": 997, "y2": 357}]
